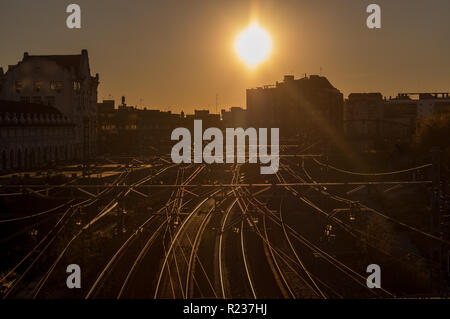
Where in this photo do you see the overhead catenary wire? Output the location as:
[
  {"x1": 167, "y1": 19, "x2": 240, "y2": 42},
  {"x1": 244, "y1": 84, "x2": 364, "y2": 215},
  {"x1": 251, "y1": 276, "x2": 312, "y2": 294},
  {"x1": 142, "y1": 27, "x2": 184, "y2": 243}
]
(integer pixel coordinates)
[
  {"x1": 302, "y1": 160, "x2": 450, "y2": 246},
  {"x1": 312, "y1": 157, "x2": 432, "y2": 176}
]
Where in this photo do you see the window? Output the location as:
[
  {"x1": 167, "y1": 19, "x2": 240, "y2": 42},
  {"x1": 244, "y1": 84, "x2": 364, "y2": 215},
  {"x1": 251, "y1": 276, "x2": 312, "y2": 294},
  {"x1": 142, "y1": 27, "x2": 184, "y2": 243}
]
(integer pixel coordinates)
[
  {"x1": 34, "y1": 81, "x2": 43, "y2": 92},
  {"x1": 15, "y1": 80, "x2": 23, "y2": 93},
  {"x1": 20, "y1": 96, "x2": 30, "y2": 103},
  {"x1": 45, "y1": 96, "x2": 55, "y2": 106},
  {"x1": 32, "y1": 96, "x2": 42, "y2": 104},
  {"x1": 73, "y1": 81, "x2": 81, "y2": 92},
  {"x1": 50, "y1": 81, "x2": 63, "y2": 93}
]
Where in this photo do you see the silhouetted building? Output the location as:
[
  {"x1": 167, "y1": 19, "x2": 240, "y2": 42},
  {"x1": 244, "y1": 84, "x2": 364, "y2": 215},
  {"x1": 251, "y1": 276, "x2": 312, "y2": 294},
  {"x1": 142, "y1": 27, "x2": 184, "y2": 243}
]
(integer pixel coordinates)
[
  {"x1": 0, "y1": 50, "x2": 99, "y2": 159},
  {"x1": 137, "y1": 108, "x2": 181, "y2": 154},
  {"x1": 381, "y1": 94, "x2": 418, "y2": 150},
  {"x1": 97, "y1": 99, "x2": 115, "y2": 113},
  {"x1": 0, "y1": 100, "x2": 75, "y2": 171},
  {"x1": 344, "y1": 93, "x2": 384, "y2": 150},
  {"x1": 97, "y1": 100, "x2": 228, "y2": 155},
  {"x1": 186, "y1": 109, "x2": 221, "y2": 129},
  {"x1": 344, "y1": 92, "x2": 450, "y2": 151},
  {"x1": 246, "y1": 75, "x2": 344, "y2": 140},
  {"x1": 221, "y1": 106, "x2": 247, "y2": 127},
  {"x1": 401, "y1": 92, "x2": 450, "y2": 118},
  {"x1": 97, "y1": 97, "x2": 182, "y2": 154}
]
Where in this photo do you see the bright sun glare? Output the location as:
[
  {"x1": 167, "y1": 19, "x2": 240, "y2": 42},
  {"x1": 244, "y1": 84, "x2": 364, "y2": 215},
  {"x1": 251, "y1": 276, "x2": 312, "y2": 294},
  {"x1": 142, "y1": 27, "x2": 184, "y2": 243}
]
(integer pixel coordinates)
[{"x1": 235, "y1": 22, "x2": 271, "y2": 68}]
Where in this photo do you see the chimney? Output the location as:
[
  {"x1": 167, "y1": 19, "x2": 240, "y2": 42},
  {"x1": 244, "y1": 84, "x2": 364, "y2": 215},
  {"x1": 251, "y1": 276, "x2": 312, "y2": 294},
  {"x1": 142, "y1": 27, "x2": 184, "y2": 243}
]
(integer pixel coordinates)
[
  {"x1": 81, "y1": 49, "x2": 88, "y2": 56},
  {"x1": 23, "y1": 52, "x2": 29, "y2": 59}
]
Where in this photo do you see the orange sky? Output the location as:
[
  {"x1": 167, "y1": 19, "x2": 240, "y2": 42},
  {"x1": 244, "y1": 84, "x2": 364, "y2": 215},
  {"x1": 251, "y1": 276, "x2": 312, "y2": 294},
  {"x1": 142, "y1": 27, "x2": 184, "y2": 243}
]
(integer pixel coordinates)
[{"x1": 1, "y1": 0, "x2": 450, "y2": 114}]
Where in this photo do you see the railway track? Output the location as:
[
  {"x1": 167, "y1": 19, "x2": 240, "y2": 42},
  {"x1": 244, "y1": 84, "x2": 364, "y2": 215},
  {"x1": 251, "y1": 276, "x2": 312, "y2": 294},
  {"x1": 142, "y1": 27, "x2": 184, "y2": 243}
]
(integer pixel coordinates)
[
  {"x1": 0, "y1": 167, "x2": 131, "y2": 298},
  {"x1": 1, "y1": 160, "x2": 174, "y2": 299},
  {"x1": 154, "y1": 164, "x2": 238, "y2": 299},
  {"x1": 268, "y1": 164, "x2": 394, "y2": 298}
]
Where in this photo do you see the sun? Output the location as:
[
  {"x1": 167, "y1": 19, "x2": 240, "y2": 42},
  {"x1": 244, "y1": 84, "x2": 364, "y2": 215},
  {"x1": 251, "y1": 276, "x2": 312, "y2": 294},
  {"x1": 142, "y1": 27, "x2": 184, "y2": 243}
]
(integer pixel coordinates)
[{"x1": 235, "y1": 22, "x2": 272, "y2": 68}]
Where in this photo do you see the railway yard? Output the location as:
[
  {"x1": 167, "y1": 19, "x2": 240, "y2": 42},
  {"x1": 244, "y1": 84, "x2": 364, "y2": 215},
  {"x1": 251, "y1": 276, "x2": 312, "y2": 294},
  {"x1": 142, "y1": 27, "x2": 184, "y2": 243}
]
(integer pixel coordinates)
[{"x1": 0, "y1": 148, "x2": 447, "y2": 299}]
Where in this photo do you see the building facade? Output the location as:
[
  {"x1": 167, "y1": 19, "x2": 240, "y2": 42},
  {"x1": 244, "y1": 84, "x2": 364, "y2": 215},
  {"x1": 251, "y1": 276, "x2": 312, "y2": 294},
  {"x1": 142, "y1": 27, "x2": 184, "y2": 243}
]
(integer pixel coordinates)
[
  {"x1": 246, "y1": 75, "x2": 344, "y2": 141},
  {"x1": 221, "y1": 106, "x2": 247, "y2": 128},
  {"x1": 344, "y1": 93, "x2": 384, "y2": 150},
  {"x1": 97, "y1": 97, "x2": 182, "y2": 155},
  {"x1": 0, "y1": 100, "x2": 75, "y2": 171},
  {"x1": 97, "y1": 97, "x2": 234, "y2": 155},
  {"x1": 0, "y1": 50, "x2": 99, "y2": 160},
  {"x1": 344, "y1": 92, "x2": 450, "y2": 151}
]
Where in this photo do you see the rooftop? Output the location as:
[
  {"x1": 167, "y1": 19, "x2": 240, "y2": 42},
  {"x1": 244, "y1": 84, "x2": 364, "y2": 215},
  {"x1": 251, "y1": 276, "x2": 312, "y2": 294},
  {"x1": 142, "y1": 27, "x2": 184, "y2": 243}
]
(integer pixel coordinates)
[{"x1": 0, "y1": 100, "x2": 62, "y2": 115}]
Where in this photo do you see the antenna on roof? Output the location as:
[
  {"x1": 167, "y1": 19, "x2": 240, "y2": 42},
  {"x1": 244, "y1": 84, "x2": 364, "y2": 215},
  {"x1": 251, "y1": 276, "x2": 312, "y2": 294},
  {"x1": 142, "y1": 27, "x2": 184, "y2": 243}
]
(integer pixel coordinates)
[{"x1": 215, "y1": 93, "x2": 218, "y2": 114}]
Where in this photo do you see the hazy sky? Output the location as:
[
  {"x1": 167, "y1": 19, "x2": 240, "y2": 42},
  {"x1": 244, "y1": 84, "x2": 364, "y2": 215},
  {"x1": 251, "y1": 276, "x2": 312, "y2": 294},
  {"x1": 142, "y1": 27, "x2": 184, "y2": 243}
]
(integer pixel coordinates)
[{"x1": 1, "y1": 0, "x2": 449, "y2": 113}]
